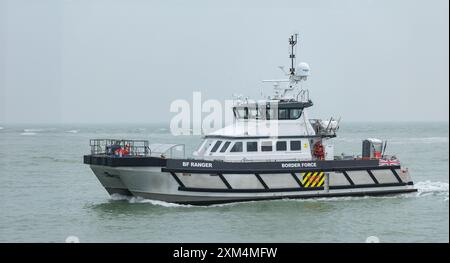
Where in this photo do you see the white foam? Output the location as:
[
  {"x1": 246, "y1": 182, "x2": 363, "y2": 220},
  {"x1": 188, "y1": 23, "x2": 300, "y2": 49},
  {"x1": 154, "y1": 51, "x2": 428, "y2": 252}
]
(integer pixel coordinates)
[
  {"x1": 23, "y1": 128, "x2": 45, "y2": 132},
  {"x1": 20, "y1": 132, "x2": 37, "y2": 136},
  {"x1": 109, "y1": 193, "x2": 131, "y2": 201},
  {"x1": 415, "y1": 180, "x2": 449, "y2": 199},
  {"x1": 66, "y1": 130, "x2": 79, "y2": 133},
  {"x1": 129, "y1": 197, "x2": 192, "y2": 207},
  {"x1": 109, "y1": 194, "x2": 192, "y2": 207}
]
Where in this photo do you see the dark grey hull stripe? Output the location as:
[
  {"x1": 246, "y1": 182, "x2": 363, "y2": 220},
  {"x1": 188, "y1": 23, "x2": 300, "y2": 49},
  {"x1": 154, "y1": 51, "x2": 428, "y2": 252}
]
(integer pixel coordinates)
[
  {"x1": 367, "y1": 170, "x2": 379, "y2": 184},
  {"x1": 391, "y1": 168, "x2": 403, "y2": 183},
  {"x1": 255, "y1": 173, "x2": 269, "y2": 189},
  {"x1": 162, "y1": 165, "x2": 400, "y2": 174},
  {"x1": 204, "y1": 135, "x2": 332, "y2": 140},
  {"x1": 170, "y1": 172, "x2": 185, "y2": 188},
  {"x1": 177, "y1": 182, "x2": 414, "y2": 193},
  {"x1": 218, "y1": 174, "x2": 233, "y2": 189},
  {"x1": 342, "y1": 171, "x2": 355, "y2": 186},
  {"x1": 291, "y1": 172, "x2": 304, "y2": 187}
]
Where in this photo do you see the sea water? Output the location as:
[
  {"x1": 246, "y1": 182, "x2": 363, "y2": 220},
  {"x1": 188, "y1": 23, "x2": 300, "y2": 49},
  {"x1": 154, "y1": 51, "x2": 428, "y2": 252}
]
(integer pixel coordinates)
[{"x1": 0, "y1": 122, "x2": 448, "y2": 242}]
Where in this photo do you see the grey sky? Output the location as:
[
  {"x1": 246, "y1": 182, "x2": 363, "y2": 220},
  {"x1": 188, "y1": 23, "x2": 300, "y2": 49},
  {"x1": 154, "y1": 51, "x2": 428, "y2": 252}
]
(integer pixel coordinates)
[{"x1": 1, "y1": 0, "x2": 448, "y2": 124}]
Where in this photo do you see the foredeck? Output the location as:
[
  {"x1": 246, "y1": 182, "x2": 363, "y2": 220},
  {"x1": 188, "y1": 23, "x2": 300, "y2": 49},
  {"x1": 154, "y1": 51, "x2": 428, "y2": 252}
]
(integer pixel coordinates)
[{"x1": 84, "y1": 139, "x2": 184, "y2": 167}]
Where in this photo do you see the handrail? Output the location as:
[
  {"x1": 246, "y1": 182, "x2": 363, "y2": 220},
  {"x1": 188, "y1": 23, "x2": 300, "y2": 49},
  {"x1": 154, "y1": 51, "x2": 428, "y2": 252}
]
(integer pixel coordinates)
[
  {"x1": 89, "y1": 139, "x2": 150, "y2": 156},
  {"x1": 296, "y1": 89, "x2": 310, "y2": 102},
  {"x1": 89, "y1": 139, "x2": 185, "y2": 158}
]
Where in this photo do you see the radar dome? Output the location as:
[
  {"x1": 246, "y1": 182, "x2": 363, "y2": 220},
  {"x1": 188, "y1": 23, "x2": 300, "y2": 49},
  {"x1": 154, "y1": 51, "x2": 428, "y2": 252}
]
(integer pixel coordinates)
[{"x1": 296, "y1": 62, "x2": 310, "y2": 77}]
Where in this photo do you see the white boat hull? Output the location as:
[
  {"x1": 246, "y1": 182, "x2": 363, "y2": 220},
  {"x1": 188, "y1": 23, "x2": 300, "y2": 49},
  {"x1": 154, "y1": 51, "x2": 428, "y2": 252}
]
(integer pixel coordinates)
[{"x1": 90, "y1": 164, "x2": 416, "y2": 205}]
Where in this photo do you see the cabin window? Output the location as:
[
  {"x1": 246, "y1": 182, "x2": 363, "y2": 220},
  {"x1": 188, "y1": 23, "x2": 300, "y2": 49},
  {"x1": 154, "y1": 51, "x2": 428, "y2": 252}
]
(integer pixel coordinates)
[
  {"x1": 258, "y1": 108, "x2": 267, "y2": 120},
  {"x1": 230, "y1": 142, "x2": 243, "y2": 152},
  {"x1": 197, "y1": 140, "x2": 211, "y2": 152},
  {"x1": 290, "y1": 140, "x2": 301, "y2": 151},
  {"x1": 278, "y1": 109, "x2": 289, "y2": 120},
  {"x1": 247, "y1": 141, "x2": 258, "y2": 152},
  {"x1": 264, "y1": 109, "x2": 271, "y2": 120},
  {"x1": 248, "y1": 108, "x2": 259, "y2": 119},
  {"x1": 290, "y1": 109, "x2": 302, "y2": 119},
  {"x1": 234, "y1": 108, "x2": 248, "y2": 119},
  {"x1": 261, "y1": 141, "x2": 273, "y2": 152},
  {"x1": 220, "y1": 141, "x2": 231, "y2": 153},
  {"x1": 234, "y1": 106, "x2": 261, "y2": 120},
  {"x1": 263, "y1": 109, "x2": 271, "y2": 120},
  {"x1": 210, "y1": 140, "x2": 222, "y2": 153},
  {"x1": 276, "y1": 141, "x2": 287, "y2": 151},
  {"x1": 235, "y1": 106, "x2": 302, "y2": 120}
]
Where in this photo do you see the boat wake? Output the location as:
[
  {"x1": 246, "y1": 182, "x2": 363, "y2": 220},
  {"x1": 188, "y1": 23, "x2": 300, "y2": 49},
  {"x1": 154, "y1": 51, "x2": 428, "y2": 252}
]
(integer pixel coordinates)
[
  {"x1": 108, "y1": 180, "x2": 449, "y2": 207},
  {"x1": 415, "y1": 180, "x2": 449, "y2": 200},
  {"x1": 109, "y1": 194, "x2": 192, "y2": 208},
  {"x1": 287, "y1": 180, "x2": 449, "y2": 203}
]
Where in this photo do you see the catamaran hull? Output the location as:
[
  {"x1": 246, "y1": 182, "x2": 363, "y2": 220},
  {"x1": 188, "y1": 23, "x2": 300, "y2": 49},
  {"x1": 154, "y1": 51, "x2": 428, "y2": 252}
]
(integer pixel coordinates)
[
  {"x1": 89, "y1": 164, "x2": 417, "y2": 205},
  {"x1": 90, "y1": 165, "x2": 132, "y2": 196}
]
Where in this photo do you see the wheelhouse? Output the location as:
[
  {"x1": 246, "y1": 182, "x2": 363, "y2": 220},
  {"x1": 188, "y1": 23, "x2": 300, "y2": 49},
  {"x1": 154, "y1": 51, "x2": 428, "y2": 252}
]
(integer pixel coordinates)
[
  {"x1": 194, "y1": 136, "x2": 313, "y2": 161},
  {"x1": 232, "y1": 100, "x2": 313, "y2": 120}
]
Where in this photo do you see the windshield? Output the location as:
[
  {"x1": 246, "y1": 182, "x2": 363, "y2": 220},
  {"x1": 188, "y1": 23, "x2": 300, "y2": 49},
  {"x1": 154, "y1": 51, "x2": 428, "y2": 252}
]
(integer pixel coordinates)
[{"x1": 234, "y1": 107, "x2": 302, "y2": 120}]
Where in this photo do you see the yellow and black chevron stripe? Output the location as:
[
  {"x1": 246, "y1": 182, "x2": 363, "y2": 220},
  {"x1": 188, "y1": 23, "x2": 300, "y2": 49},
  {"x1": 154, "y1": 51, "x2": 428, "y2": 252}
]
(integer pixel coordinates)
[{"x1": 301, "y1": 172, "x2": 325, "y2": 188}]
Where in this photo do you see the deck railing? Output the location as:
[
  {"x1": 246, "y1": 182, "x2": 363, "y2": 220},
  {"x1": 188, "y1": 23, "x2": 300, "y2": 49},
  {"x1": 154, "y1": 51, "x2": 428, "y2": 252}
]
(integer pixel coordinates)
[
  {"x1": 89, "y1": 139, "x2": 185, "y2": 158},
  {"x1": 89, "y1": 139, "x2": 150, "y2": 156}
]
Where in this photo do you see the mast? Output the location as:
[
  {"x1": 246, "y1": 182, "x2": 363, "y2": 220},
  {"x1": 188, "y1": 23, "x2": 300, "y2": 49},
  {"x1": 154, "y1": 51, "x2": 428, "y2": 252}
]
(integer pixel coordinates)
[{"x1": 289, "y1": 34, "x2": 298, "y2": 76}]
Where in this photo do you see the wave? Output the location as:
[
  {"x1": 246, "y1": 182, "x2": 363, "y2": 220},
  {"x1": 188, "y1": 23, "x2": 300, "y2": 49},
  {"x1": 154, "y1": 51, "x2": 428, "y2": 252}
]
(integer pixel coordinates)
[
  {"x1": 20, "y1": 132, "x2": 37, "y2": 136},
  {"x1": 415, "y1": 181, "x2": 449, "y2": 199},
  {"x1": 0, "y1": 127, "x2": 3, "y2": 130},
  {"x1": 65, "y1": 130, "x2": 79, "y2": 133},
  {"x1": 23, "y1": 128, "x2": 45, "y2": 132},
  {"x1": 22, "y1": 128, "x2": 57, "y2": 134},
  {"x1": 109, "y1": 194, "x2": 192, "y2": 208}
]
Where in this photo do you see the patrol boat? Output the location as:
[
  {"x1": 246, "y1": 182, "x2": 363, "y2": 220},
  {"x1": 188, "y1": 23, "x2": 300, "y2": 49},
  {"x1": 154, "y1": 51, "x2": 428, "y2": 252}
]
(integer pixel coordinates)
[{"x1": 84, "y1": 34, "x2": 417, "y2": 205}]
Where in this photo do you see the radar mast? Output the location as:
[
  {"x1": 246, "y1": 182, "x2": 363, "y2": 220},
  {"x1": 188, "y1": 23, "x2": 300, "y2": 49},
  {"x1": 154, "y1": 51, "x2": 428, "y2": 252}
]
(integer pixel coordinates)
[{"x1": 289, "y1": 34, "x2": 298, "y2": 76}]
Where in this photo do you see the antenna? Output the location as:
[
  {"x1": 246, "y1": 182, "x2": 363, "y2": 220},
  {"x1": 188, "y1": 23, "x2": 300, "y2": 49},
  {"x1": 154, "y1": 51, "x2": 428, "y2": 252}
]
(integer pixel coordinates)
[
  {"x1": 289, "y1": 34, "x2": 298, "y2": 76},
  {"x1": 278, "y1": 66, "x2": 288, "y2": 75},
  {"x1": 382, "y1": 140, "x2": 388, "y2": 157}
]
